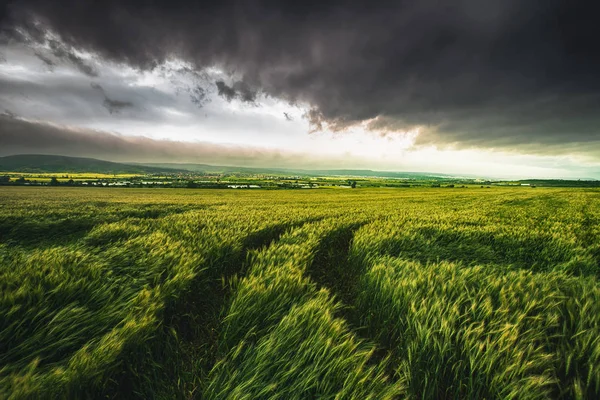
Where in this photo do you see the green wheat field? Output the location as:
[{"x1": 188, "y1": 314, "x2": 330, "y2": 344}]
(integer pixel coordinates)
[{"x1": 1, "y1": 187, "x2": 599, "y2": 399}]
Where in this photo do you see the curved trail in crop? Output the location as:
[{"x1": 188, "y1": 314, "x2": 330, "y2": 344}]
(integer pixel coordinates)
[
  {"x1": 175, "y1": 218, "x2": 321, "y2": 398},
  {"x1": 193, "y1": 220, "x2": 316, "y2": 367},
  {"x1": 577, "y1": 196, "x2": 600, "y2": 275},
  {"x1": 201, "y1": 217, "x2": 405, "y2": 399},
  {"x1": 304, "y1": 222, "x2": 397, "y2": 370},
  {"x1": 306, "y1": 223, "x2": 364, "y2": 308}
]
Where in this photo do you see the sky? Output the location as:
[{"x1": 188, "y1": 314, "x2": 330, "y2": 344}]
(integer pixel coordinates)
[{"x1": 1, "y1": 1, "x2": 600, "y2": 179}]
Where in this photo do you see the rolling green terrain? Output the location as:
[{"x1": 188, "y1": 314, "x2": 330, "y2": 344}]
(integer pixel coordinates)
[
  {"x1": 0, "y1": 155, "x2": 183, "y2": 174},
  {"x1": 1, "y1": 187, "x2": 599, "y2": 399}
]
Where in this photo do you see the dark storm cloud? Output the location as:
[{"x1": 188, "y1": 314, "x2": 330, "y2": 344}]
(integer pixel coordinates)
[
  {"x1": 47, "y1": 39, "x2": 98, "y2": 77},
  {"x1": 2, "y1": 0, "x2": 600, "y2": 154},
  {"x1": 216, "y1": 81, "x2": 258, "y2": 103},
  {"x1": 102, "y1": 98, "x2": 134, "y2": 115},
  {"x1": 0, "y1": 115, "x2": 351, "y2": 167},
  {"x1": 90, "y1": 83, "x2": 134, "y2": 114},
  {"x1": 188, "y1": 85, "x2": 208, "y2": 107},
  {"x1": 215, "y1": 81, "x2": 237, "y2": 102}
]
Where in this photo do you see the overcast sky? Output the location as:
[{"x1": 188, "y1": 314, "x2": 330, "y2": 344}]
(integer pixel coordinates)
[{"x1": 1, "y1": 0, "x2": 600, "y2": 178}]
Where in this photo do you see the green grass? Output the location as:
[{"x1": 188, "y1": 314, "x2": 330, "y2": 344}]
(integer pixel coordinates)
[{"x1": 0, "y1": 187, "x2": 599, "y2": 399}]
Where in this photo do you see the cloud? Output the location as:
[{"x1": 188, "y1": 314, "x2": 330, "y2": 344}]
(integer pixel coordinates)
[
  {"x1": 188, "y1": 85, "x2": 207, "y2": 106},
  {"x1": 2, "y1": 24, "x2": 99, "y2": 76},
  {"x1": 0, "y1": 69, "x2": 144, "y2": 122},
  {"x1": 90, "y1": 83, "x2": 134, "y2": 114},
  {"x1": 2, "y1": 0, "x2": 600, "y2": 157},
  {"x1": 215, "y1": 80, "x2": 237, "y2": 101},
  {"x1": 102, "y1": 97, "x2": 134, "y2": 115},
  {"x1": 0, "y1": 115, "x2": 356, "y2": 167},
  {"x1": 215, "y1": 80, "x2": 257, "y2": 103},
  {"x1": 156, "y1": 64, "x2": 213, "y2": 107},
  {"x1": 47, "y1": 39, "x2": 98, "y2": 77},
  {"x1": 0, "y1": 59, "x2": 312, "y2": 147},
  {"x1": 33, "y1": 50, "x2": 54, "y2": 67}
]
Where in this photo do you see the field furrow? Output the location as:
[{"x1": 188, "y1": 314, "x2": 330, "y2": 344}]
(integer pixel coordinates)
[{"x1": 203, "y1": 218, "x2": 403, "y2": 399}]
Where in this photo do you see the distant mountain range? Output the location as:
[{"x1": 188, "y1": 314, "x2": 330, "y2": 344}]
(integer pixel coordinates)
[
  {"x1": 0, "y1": 154, "x2": 456, "y2": 178},
  {"x1": 0, "y1": 154, "x2": 184, "y2": 174}
]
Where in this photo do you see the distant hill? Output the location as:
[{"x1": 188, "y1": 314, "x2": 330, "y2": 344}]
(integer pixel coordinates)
[
  {"x1": 141, "y1": 162, "x2": 455, "y2": 179},
  {"x1": 0, "y1": 155, "x2": 457, "y2": 178},
  {"x1": 0, "y1": 155, "x2": 184, "y2": 174}
]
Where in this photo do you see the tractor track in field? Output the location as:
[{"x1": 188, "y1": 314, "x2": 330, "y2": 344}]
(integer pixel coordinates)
[
  {"x1": 306, "y1": 223, "x2": 365, "y2": 315},
  {"x1": 174, "y1": 217, "x2": 323, "y2": 399},
  {"x1": 578, "y1": 199, "x2": 600, "y2": 275},
  {"x1": 304, "y1": 222, "x2": 394, "y2": 370}
]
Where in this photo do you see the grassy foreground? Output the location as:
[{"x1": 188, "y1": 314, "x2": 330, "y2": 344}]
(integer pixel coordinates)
[{"x1": 1, "y1": 187, "x2": 599, "y2": 399}]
